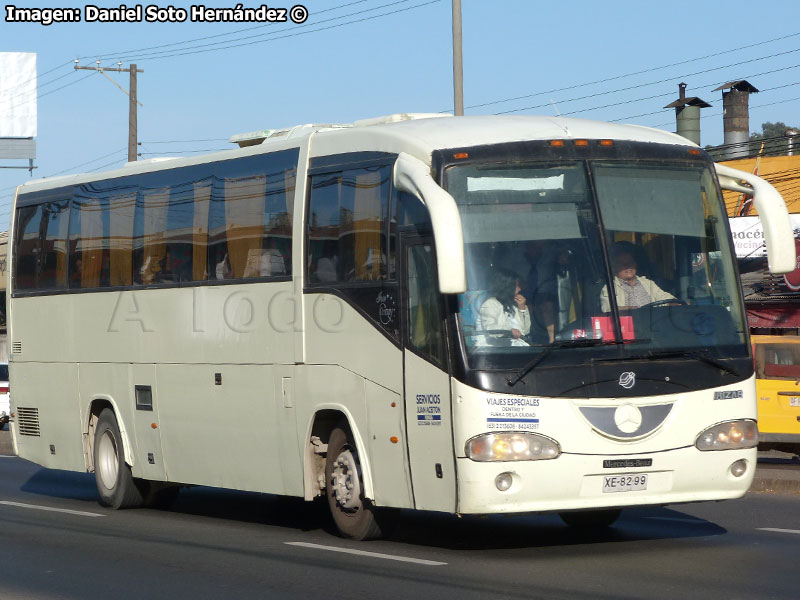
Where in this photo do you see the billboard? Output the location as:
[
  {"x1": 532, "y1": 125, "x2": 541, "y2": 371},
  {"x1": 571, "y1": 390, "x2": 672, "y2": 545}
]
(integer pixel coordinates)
[
  {"x1": 730, "y1": 216, "x2": 800, "y2": 302},
  {"x1": 0, "y1": 52, "x2": 37, "y2": 138}
]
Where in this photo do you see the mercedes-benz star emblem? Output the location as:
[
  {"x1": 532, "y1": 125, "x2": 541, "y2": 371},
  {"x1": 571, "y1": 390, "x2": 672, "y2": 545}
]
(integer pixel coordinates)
[
  {"x1": 618, "y1": 371, "x2": 636, "y2": 389},
  {"x1": 614, "y1": 403, "x2": 643, "y2": 434}
]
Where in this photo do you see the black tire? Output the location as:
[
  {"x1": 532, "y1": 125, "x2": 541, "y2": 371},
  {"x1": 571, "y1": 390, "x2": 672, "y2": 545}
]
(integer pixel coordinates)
[
  {"x1": 325, "y1": 425, "x2": 384, "y2": 540},
  {"x1": 559, "y1": 509, "x2": 621, "y2": 529},
  {"x1": 93, "y1": 408, "x2": 144, "y2": 509}
]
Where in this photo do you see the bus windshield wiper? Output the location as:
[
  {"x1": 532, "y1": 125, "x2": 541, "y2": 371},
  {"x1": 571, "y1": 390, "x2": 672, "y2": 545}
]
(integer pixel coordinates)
[
  {"x1": 507, "y1": 339, "x2": 617, "y2": 387},
  {"x1": 643, "y1": 348, "x2": 741, "y2": 377}
]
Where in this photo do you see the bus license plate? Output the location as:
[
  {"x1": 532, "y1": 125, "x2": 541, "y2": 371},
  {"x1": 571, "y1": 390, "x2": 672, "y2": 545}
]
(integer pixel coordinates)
[
  {"x1": 790, "y1": 397, "x2": 800, "y2": 407},
  {"x1": 603, "y1": 474, "x2": 648, "y2": 493}
]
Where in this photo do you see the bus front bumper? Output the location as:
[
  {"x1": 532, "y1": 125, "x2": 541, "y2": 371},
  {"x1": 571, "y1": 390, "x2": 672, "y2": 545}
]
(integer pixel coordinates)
[{"x1": 455, "y1": 446, "x2": 756, "y2": 515}]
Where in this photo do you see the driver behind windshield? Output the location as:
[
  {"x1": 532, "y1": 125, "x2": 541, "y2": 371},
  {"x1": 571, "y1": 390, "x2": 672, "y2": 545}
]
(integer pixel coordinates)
[
  {"x1": 600, "y1": 245, "x2": 674, "y2": 312},
  {"x1": 477, "y1": 267, "x2": 531, "y2": 346}
]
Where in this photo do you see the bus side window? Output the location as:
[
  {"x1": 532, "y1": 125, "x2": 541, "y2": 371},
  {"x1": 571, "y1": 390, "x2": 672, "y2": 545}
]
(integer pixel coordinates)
[
  {"x1": 308, "y1": 164, "x2": 391, "y2": 284},
  {"x1": 13, "y1": 204, "x2": 43, "y2": 291},
  {"x1": 68, "y1": 194, "x2": 111, "y2": 289},
  {"x1": 406, "y1": 243, "x2": 444, "y2": 364},
  {"x1": 38, "y1": 200, "x2": 70, "y2": 290}
]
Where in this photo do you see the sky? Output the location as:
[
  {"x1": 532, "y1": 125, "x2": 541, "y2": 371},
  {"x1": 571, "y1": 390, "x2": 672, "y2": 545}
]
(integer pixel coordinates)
[{"x1": 1, "y1": 0, "x2": 799, "y2": 232}]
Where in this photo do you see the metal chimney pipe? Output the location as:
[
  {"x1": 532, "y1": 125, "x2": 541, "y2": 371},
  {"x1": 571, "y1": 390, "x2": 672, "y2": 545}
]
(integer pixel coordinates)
[
  {"x1": 787, "y1": 128, "x2": 800, "y2": 156},
  {"x1": 714, "y1": 81, "x2": 759, "y2": 160},
  {"x1": 664, "y1": 83, "x2": 709, "y2": 146}
]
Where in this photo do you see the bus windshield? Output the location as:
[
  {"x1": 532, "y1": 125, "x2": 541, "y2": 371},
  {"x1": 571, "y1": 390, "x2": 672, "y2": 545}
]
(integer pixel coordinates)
[{"x1": 445, "y1": 160, "x2": 747, "y2": 371}]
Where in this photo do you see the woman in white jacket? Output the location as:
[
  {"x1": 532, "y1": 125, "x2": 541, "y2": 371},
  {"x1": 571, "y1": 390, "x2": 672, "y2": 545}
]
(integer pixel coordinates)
[{"x1": 477, "y1": 268, "x2": 531, "y2": 347}]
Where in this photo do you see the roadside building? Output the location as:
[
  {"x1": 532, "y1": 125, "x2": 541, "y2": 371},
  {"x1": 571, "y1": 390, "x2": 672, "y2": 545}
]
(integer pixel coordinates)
[{"x1": 723, "y1": 155, "x2": 800, "y2": 334}]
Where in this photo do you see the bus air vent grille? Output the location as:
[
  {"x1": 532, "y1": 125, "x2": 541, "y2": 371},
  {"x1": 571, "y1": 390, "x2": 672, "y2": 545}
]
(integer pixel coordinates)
[
  {"x1": 16, "y1": 407, "x2": 40, "y2": 437},
  {"x1": 11, "y1": 341, "x2": 22, "y2": 354}
]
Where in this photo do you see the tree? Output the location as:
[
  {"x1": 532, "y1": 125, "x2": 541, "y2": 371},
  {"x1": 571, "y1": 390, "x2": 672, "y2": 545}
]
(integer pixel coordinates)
[{"x1": 749, "y1": 121, "x2": 800, "y2": 157}]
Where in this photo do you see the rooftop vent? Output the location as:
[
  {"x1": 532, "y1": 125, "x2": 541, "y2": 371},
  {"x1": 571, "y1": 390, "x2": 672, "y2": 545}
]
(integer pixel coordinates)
[
  {"x1": 352, "y1": 113, "x2": 451, "y2": 127},
  {"x1": 663, "y1": 83, "x2": 710, "y2": 146}
]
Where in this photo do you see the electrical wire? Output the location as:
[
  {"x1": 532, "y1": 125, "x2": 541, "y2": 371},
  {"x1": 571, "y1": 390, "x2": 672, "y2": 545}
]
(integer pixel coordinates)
[
  {"x1": 83, "y1": 0, "x2": 435, "y2": 63},
  {"x1": 468, "y1": 31, "x2": 800, "y2": 111},
  {"x1": 81, "y1": 0, "x2": 371, "y2": 61},
  {"x1": 6, "y1": 71, "x2": 98, "y2": 111},
  {"x1": 495, "y1": 49, "x2": 800, "y2": 115},
  {"x1": 97, "y1": 0, "x2": 442, "y2": 63}
]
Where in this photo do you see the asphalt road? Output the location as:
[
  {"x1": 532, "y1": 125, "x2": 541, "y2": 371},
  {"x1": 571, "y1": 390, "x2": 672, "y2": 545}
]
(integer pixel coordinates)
[{"x1": 2, "y1": 426, "x2": 800, "y2": 599}]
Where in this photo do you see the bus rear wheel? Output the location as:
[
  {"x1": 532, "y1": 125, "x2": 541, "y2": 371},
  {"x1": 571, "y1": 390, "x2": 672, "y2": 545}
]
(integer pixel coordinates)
[
  {"x1": 94, "y1": 408, "x2": 144, "y2": 509},
  {"x1": 559, "y1": 509, "x2": 621, "y2": 529},
  {"x1": 325, "y1": 425, "x2": 384, "y2": 540}
]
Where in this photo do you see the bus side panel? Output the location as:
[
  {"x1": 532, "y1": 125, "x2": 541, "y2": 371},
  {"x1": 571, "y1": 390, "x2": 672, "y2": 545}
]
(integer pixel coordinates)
[
  {"x1": 12, "y1": 361, "x2": 84, "y2": 472},
  {"x1": 365, "y1": 380, "x2": 413, "y2": 508},
  {"x1": 294, "y1": 364, "x2": 370, "y2": 492},
  {"x1": 77, "y1": 362, "x2": 141, "y2": 475},
  {"x1": 300, "y1": 294, "x2": 407, "y2": 505},
  {"x1": 155, "y1": 364, "x2": 289, "y2": 494},
  {"x1": 273, "y1": 365, "x2": 304, "y2": 497},
  {"x1": 303, "y1": 294, "x2": 402, "y2": 393}
]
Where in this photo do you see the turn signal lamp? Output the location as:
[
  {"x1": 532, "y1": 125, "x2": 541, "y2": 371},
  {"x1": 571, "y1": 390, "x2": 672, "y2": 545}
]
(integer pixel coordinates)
[
  {"x1": 695, "y1": 420, "x2": 758, "y2": 451},
  {"x1": 466, "y1": 432, "x2": 560, "y2": 462}
]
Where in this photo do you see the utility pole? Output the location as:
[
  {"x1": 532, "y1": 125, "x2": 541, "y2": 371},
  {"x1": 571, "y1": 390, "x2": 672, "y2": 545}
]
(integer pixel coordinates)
[
  {"x1": 452, "y1": 0, "x2": 464, "y2": 116},
  {"x1": 74, "y1": 62, "x2": 143, "y2": 162}
]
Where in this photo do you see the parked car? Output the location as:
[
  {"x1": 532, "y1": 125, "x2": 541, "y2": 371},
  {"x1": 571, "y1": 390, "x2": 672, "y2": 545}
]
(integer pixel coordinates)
[{"x1": 0, "y1": 362, "x2": 8, "y2": 428}]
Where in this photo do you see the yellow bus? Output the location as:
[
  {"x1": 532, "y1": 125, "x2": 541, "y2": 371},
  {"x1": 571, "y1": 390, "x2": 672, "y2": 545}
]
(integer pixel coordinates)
[{"x1": 754, "y1": 335, "x2": 800, "y2": 455}]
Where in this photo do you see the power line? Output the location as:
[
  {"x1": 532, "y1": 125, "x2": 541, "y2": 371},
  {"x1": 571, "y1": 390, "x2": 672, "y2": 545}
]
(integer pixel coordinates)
[
  {"x1": 6, "y1": 71, "x2": 98, "y2": 111},
  {"x1": 495, "y1": 47, "x2": 800, "y2": 115},
  {"x1": 639, "y1": 95, "x2": 800, "y2": 129},
  {"x1": 0, "y1": 59, "x2": 75, "y2": 97},
  {"x1": 80, "y1": 0, "x2": 432, "y2": 63},
  {"x1": 81, "y1": 0, "x2": 371, "y2": 61},
  {"x1": 98, "y1": 0, "x2": 442, "y2": 63},
  {"x1": 467, "y1": 31, "x2": 800, "y2": 112}
]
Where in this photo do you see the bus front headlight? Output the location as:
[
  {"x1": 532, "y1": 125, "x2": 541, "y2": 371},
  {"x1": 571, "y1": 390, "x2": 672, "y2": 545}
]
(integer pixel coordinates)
[
  {"x1": 695, "y1": 420, "x2": 758, "y2": 451},
  {"x1": 466, "y1": 432, "x2": 561, "y2": 462}
]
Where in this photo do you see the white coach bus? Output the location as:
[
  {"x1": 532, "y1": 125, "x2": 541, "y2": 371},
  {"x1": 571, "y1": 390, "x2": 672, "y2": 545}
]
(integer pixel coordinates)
[{"x1": 8, "y1": 114, "x2": 794, "y2": 539}]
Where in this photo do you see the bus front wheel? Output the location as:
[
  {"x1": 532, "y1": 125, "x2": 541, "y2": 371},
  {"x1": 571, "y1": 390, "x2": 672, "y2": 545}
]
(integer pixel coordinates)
[
  {"x1": 94, "y1": 408, "x2": 144, "y2": 509},
  {"x1": 325, "y1": 425, "x2": 384, "y2": 540}
]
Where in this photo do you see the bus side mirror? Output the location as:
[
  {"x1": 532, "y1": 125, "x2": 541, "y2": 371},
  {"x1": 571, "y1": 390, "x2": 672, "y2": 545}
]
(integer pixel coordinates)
[
  {"x1": 393, "y1": 152, "x2": 467, "y2": 294},
  {"x1": 715, "y1": 163, "x2": 795, "y2": 274}
]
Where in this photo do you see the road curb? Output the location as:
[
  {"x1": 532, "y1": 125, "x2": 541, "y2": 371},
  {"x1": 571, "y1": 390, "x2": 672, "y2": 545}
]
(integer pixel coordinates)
[{"x1": 750, "y1": 477, "x2": 800, "y2": 494}]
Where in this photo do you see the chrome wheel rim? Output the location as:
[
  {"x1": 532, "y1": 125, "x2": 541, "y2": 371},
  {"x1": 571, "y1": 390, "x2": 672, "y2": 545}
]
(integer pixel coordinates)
[
  {"x1": 331, "y1": 448, "x2": 361, "y2": 511},
  {"x1": 97, "y1": 430, "x2": 119, "y2": 491}
]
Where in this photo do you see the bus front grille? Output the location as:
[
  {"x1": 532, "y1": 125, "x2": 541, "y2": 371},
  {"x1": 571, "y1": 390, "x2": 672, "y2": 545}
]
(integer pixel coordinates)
[{"x1": 16, "y1": 407, "x2": 40, "y2": 436}]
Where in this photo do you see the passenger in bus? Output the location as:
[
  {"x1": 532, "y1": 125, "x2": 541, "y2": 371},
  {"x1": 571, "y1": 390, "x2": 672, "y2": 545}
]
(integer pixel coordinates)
[
  {"x1": 477, "y1": 267, "x2": 531, "y2": 346},
  {"x1": 158, "y1": 248, "x2": 175, "y2": 283},
  {"x1": 600, "y1": 247, "x2": 674, "y2": 312},
  {"x1": 522, "y1": 243, "x2": 583, "y2": 343},
  {"x1": 215, "y1": 249, "x2": 233, "y2": 280},
  {"x1": 259, "y1": 238, "x2": 286, "y2": 277},
  {"x1": 69, "y1": 257, "x2": 83, "y2": 287}
]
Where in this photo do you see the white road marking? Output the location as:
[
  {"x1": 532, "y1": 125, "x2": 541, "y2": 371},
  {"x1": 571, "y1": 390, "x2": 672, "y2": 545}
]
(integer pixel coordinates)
[
  {"x1": 757, "y1": 527, "x2": 800, "y2": 535},
  {"x1": 286, "y1": 542, "x2": 447, "y2": 565},
  {"x1": 0, "y1": 501, "x2": 105, "y2": 518}
]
